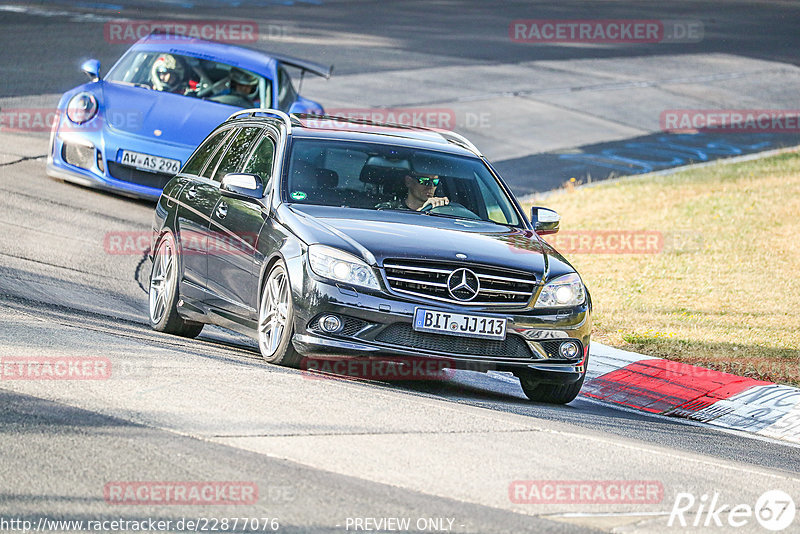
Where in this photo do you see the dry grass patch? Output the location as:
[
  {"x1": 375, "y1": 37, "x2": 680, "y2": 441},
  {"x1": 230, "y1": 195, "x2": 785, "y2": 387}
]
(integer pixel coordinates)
[{"x1": 522, "y1": 151, "x2": 800, "y2": 385}]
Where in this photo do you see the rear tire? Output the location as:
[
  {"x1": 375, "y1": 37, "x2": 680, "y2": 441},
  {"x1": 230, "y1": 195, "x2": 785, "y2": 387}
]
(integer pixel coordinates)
[
  {"x1": 149, "y1": 231, "x2": 204, "y2": 338},
  {"x1": 517, "y1": 370, "x2": 585, "y2": 404},
  {"x1": 258, "y1": 261, "x2": 302, "y2": 367}
]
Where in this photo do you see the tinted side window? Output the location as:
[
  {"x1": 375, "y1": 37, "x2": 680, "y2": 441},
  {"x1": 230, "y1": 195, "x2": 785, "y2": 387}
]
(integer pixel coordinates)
[
  {"x1": 182, "y1": 130, "x2": 229, "y2": 176},
  {"x1": 212, "y1": 127, "x2": 261, "y2": 182},
  {"x1": 201, "y1": 130, "x2": 235, "y2": 180},
  {"x1": 242, "y1": 134, "x2": 275, "y2": 179}
]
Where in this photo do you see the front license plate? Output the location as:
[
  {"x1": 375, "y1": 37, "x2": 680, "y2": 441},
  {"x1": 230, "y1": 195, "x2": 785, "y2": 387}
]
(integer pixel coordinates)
[
  {"x1": 413, "y1": 308, "x2": 507, "y2": 340},
  {"x1": 119, "y1": 150, "x2": 181, "y2": 174}
]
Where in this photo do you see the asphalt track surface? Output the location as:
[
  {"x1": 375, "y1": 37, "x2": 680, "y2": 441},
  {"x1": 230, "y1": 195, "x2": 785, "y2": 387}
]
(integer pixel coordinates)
[{"x1": 1, "y1": 2, "x2": 800, "y2": 533}]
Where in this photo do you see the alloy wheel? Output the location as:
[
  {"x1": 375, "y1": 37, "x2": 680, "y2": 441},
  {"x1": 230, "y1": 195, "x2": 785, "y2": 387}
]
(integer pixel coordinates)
[
  {"x1": 258, "y1": 264, "x2": 290, "y2": 358},
  {"x1": 149, "y1": 236, "x2": 175, "y2": 325}
]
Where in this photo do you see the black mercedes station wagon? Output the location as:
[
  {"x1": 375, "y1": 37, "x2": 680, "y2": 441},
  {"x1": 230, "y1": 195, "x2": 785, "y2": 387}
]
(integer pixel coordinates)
[{"x1": 149, "y1": 110, "x2": 592, "y2": 403}]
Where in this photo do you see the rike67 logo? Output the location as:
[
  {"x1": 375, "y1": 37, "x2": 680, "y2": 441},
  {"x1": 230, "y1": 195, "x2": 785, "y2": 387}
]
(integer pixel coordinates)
[{"x1": 669, "y1": 490, "x2": 796, "y2": 531}]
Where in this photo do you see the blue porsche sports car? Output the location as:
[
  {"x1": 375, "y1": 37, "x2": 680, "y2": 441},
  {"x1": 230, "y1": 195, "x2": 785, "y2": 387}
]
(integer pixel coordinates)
[{"x1": 46, "y1": 34, "x2": 331, "y2": 200}]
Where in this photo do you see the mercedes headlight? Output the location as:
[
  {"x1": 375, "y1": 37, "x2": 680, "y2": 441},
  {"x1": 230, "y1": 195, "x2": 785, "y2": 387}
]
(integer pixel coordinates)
[
  {"x1": 308, "y1": 245, "x2": 380, "y2": 290},
  {"x1": 66, "y1": 92, "x2": 98, "y2": 124},
  {"x1": 534, "y1": 273, "x2": 586, "y2": 308}
]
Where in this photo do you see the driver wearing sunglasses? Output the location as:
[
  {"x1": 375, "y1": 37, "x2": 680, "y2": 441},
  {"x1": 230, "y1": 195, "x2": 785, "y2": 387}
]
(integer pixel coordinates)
[{"x1": 376, "y1": 172, "x2": 450, "y2": 211}]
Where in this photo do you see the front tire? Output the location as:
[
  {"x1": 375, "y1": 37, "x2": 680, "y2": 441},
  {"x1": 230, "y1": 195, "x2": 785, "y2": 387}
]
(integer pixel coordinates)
[
  {"x1": 517, "y1": 370, "x2": 585, "y2": 404},
  {"x1": 258, "y1": 261, "x2": 301, "y2": 367},
  {"x1": 149, "y1": 231, "x2": 203, "y2": 338}
]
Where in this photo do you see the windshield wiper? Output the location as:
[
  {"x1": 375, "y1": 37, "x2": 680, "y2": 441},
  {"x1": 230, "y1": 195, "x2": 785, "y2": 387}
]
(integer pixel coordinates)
[
  {"x1": 420, "y1": 211, "x2": 485, "y2": 223},
  {"x1": 373, "y1": 206, "x2": 488, "y2": 223},
  {"x1": 374, "y1": 207, "x2": 424, "y2": 213}
]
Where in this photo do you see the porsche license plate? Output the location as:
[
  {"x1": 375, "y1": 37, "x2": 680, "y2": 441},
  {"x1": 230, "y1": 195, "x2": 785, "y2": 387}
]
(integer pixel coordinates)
[
  {"x1": 413, "y1": 308, "x2": 507, "y2": 340},
  {"x1": 119, "y1": 150, "x2": 180, "y2": 174}
]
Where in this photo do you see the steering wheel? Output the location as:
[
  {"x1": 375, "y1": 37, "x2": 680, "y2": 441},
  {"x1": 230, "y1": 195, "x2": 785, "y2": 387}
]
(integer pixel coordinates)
[
  {"x1": 419, "y1": 201, "x2": 481, "y2": 220},
  {"x1": 196, "y1": 76, "x2": 231, "y2": 98}
]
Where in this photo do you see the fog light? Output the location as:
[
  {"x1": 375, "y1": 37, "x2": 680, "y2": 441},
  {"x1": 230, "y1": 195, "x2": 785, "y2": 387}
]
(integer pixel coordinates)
[
  {"x1": 319, "y1": 314, "x2": 343, "y2": 333},
  {"x1": 96, "y1": 150, "x2": 104, "y2": 173},
  {"x1": 559, "y1": 341, "x2": 580, "y2": 359}
]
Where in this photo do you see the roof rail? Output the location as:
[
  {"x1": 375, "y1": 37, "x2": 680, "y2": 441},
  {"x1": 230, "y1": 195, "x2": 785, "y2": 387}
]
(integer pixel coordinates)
[
  {"x1": 436, "y1": 131, "x2": 482, "y2": 157},
  {"x1": 293, "y1": 113, "x2": 483, "y2": 157},
  {"x1": 226, "y1": 108, "x2": 298, "y2": 133}
]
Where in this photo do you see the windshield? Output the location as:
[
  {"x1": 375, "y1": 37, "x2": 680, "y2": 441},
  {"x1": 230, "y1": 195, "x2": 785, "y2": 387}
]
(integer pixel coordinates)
[
  {"x1": 105, "y1": 50, "x2": 272, "y2": 109},
  {"x1": 285, "y1": 139, "x2": 522, "y2": 226}
]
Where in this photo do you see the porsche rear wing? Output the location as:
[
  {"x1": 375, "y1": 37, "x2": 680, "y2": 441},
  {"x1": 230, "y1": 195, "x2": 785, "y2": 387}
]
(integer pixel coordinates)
[{"x1": 271, "y1": 54, "x2": 333, "y2": 79}]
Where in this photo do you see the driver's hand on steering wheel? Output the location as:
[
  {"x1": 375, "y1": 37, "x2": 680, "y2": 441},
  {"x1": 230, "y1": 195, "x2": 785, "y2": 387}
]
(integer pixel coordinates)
[{"x1": 418, "y1": 196, "x2": 450, "y2": 211}]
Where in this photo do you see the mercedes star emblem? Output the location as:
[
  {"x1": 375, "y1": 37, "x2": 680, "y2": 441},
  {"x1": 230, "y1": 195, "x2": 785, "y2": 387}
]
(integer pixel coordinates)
[{"x1": 447, "y1": 268, "x2": 480, "y2": 301}]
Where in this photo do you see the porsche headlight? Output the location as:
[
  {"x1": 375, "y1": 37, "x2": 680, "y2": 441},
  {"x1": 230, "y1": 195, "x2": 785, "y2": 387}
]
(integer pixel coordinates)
[
  {"x1": 534, "y1": 273, "x2": 586, "y2": 308},
  {"x1": 66, "y1": 92, "x2": 98, "y2": 124},
  {"x1": 308, "y1": 245, "x2": 380, "y2": 290}
]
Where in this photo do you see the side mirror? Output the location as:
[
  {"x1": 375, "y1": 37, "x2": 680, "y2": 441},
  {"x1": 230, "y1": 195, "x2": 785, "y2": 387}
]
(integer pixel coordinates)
[
  {"x1": 531, "y1": 206, "x2": 560, "y2": 235},
  {"x1": 81, "y1": 59, "x2": 101, "y2": 82},
  {"x1": 220, "y1": 173, "x2": 264, "y2": 201}
]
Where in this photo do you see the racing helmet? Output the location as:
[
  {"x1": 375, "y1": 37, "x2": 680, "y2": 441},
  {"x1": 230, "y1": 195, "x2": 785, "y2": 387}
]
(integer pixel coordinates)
[
  {"x1": 230, "y1": 68, "x2": 259, "y2": 98},
  {"x1": 151, "y1": 54, "x2": 185, "y2": 91}
]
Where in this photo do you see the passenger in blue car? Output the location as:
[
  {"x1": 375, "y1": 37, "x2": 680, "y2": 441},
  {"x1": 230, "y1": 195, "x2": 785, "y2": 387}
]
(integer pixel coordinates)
[
  {"x1": 228, "y1": 68, "x2": 260, "y2": 107},
  {"x1": 376, "y1": 173, "x2": 449, "y2": 211},
  {"x1": 207, "y1": 67, "x2": 260, "y2": 108},
  {"x1": 150, "y1": 54, "x2": 190, "y2": 94}
]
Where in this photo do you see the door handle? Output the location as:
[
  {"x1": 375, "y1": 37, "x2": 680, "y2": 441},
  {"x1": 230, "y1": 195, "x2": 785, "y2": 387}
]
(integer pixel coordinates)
[
  {"x1": 187, "y1": 185, "x2": 198, "y2": 199},
  {"x1": 216, "y1": 202, "x2": 228, "y2": 219}
]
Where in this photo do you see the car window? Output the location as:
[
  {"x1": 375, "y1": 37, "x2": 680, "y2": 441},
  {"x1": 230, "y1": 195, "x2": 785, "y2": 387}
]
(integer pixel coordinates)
[
  {"x1": 475, "y1": 171, "x2": 514, "y2": 224},
  {"x1": 322, "y1": 148, "x2": 369, "y2": 189},
  {"x1": 105, "y1": 51, "x2": 271, "y2": 109},
  {"x1": 242, "y1": 133, "x2": 276, "y2": 180},
  {"x1": 212, "y1": 127, "x2": 262, "y2": 182},
  {"x1": 181, "y1": 129, "x2": 230, "y2": 176},
  {"x1": 285, "y1": 139, "x2": 521, "y2": 226},
  {"x1": 201, "y1": 131, "x2": 235, "y2": 180},
  {"x1": 277, "y1": 67, "x2": 298, "y2": 112}
]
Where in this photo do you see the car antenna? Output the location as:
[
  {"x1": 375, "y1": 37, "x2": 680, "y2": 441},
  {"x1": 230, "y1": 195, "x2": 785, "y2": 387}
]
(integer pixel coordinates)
[{"x1": 297, "y1": 70, "x2": 306, "y2": 93}]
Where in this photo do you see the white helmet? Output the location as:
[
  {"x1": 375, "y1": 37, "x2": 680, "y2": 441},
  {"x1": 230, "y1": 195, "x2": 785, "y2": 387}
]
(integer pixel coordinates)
[{"x1": 151, "y1": 54, "x2": 185, "y2": 92}]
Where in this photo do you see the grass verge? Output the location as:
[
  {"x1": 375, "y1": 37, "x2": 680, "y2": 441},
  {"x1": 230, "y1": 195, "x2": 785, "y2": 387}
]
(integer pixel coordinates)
[{"x1": 522, "y1": 150, "x2": 800, "y2": 386}]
